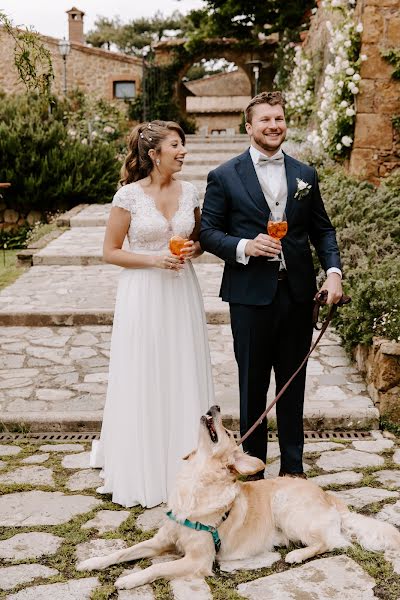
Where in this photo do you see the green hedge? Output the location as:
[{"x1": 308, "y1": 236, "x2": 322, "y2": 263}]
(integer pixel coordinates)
[
  {"x1": 319, "y1": 166, "x2": 400, "y2": 349},
  {"x1": 0, "y1": 94, "x2": 121, "y2": 215}
]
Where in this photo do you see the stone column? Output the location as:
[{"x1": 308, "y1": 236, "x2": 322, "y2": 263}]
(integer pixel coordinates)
[{"x1": 350, "y1": 0, "x2": 400, "y2": 183}]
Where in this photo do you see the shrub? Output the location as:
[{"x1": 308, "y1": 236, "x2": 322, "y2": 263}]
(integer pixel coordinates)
[
  {"x1": 0, "y1": 94, "x2": 122, "y2": 215},
  {"x1": 319, "y1": 166, "x2": 400, "y2": 348}
]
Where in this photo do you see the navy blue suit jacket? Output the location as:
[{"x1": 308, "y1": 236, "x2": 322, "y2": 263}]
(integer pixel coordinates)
[{"x1": 199, "y1": 149, "x2": 341, "y2": 305}]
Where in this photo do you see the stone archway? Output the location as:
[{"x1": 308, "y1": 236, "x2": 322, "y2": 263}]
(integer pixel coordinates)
[{"x1": 153, "y1": 38, "x2": 277, "y2": 115}]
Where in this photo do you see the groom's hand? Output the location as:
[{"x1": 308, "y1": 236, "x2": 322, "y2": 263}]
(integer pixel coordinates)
[
  {"x1": 319, "y1": 272, "x2": 343, "y2": 305},
  {"x1": 245, "y1": 234, "x2": 282, "y2": 258}
]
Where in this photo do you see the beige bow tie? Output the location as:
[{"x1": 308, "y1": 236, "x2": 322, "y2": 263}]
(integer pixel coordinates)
[{"x1": 257, "y1": 153, "x2": 284, "y2": 165}]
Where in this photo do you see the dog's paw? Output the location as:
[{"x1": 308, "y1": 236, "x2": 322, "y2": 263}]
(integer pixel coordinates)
[
  {"x1": 76, "y1": 557, "x2": 107, "y2": 572},
  {"x1": 115, "y1": 574, "x2": 143, "y2": 590},
  {"x1": 285, "y1": 549, "x2": 305, "y2": 564}
]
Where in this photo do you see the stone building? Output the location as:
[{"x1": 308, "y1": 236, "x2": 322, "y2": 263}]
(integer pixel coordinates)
[
  {"x1": 184, "y1": 69, "x2": 251, "y2": 134},
  {"x1": 0, "y1": 7, "x2": 142, "y2": 102},
  {"x1": 350, "y1": 0, "x2": 400, "y2": 182}
]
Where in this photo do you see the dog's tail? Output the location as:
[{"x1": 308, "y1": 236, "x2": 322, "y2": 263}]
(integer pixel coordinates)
[{"x1": 328, "y1": 492, "x2": 400, "y2": 552}]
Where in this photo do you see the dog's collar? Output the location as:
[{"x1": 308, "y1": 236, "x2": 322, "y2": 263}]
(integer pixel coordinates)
[{"x1": 166, "y1": 510, "x2": 230, "y2": 553}]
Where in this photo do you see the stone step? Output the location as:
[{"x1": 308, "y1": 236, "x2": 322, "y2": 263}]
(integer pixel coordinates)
[
  {"x1": 31, "y1": 227, "x2": 222, "y2": 266},
  {"x1": 184, "y1": 154, "x2": 235, "y2": 166},
  {"x1": 0, "y1": 264, "x2": 228, "y2": 326},
  {"x1": 185, "y1": 144, "x2": 248, "y2": 154},
  {"x1": 178, "y1": 166, "x2": 209, "y2": 179},
  {"x1": 186, "y1": 134, "x2": 248, "y2": 142},
  {"x1": 65, "y1": 189, "x2": 207, "y2": 229},
  {"x1": 0, "y1": 325, "x2": 379, "y2": 432}
]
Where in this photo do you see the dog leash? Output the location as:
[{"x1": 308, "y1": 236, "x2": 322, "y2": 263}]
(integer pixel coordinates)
[{"x1": 237, "y1": 290, "x2": 351, "y2": 447}]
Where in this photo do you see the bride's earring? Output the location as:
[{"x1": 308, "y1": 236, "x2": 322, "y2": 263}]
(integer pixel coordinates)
[{"x1": 156, "y1": 159, "x2": 160, "y2": 166}]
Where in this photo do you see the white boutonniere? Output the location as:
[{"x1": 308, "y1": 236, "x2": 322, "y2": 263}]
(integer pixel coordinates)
[{"x1": 294, "y1": 178, "x2": 312, "y2": 200}]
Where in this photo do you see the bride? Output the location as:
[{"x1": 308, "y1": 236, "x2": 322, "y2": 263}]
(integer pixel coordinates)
[{"x1": 90, "y1": 120, "x2": 214, "y2": 508}]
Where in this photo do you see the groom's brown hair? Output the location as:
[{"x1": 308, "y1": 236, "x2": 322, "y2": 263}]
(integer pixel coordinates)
[{"x1": 245, "y1": 91, "x2": 285, "y2": 124}]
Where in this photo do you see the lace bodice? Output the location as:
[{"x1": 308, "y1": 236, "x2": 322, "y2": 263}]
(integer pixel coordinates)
[{"x1": 112, "y1": 181, "x2": 199, "y2": 252}]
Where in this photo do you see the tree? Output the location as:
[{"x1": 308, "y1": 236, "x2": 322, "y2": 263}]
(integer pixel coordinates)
[
  {"x1": 86, "y1": 11, "x2": 195, "y2": 55},
  {"x1": 180, "y1": 0, "x2": 315, "y2": 42}
]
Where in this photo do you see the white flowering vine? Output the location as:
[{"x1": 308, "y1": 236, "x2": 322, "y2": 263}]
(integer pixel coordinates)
[
  {"x1": 284, "y1": 45, "x2": 315, "y2": 127},
  {"x1": 307, "y1": 0, "x2": 366, "y2": 159}
]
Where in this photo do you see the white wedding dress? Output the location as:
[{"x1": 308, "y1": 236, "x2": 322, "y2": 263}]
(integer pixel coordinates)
[{"x1": 90, "y1": 180, "x2": 214, "y2": 507}]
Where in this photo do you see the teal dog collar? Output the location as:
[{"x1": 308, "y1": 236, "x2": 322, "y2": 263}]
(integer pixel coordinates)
[{"x1": 166, "y1": 510, "x2": 225, "y2": 552}]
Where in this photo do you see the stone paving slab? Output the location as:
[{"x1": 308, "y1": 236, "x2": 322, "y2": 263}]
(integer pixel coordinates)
[
  {"x1": 237, "y1": 555, "x2": 377, "y2": 600},
  {"x1": 32, "y1": 226, "x2": 222, "y2": 266},
  {"x1": 0, "y1": 564, "x2": 58, "y2": 591},
  {"x1": 330, "y1": 486, "x2": 399, "y2": 508},
  {"x1": 0, "y1": 465, "x2": 55, "y2": 487},
  {"x1": 0, "y1": 491, "x2": 101, "y2": 526},
  {"x1": 0, "y1": 532, "x2": 63, "y2": 561},
  {"x1": 0, "y1": 264, "x2": 229, "y2": 326},
  {"x1": 219, "y1": 550, "x2": 281, "y2": 573},
  {"x1": 0, "y1": 325, "x2": 378, "y2": 431},
  {"x1": 82, "y1": 510, "x2": 130, "y2": 533},
  {"x1": 377, "y1": 499, "x2": 400, "y2": 526},
  {"x1": 5, "y1": 577, "x2": 99, "y2": 600}
]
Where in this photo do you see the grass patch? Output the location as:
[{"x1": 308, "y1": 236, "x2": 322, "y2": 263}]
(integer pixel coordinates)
[
  {"x1": 0, "y1": 249, "x2": 26, "y2": 290},
  {"x1": 25, "y1": 220, "x2": 61, "y2": 246}
]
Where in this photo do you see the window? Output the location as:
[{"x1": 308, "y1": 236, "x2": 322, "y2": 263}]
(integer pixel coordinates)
[{"x1": 113, "y1": 81, "x2": 136, "y2": 99}]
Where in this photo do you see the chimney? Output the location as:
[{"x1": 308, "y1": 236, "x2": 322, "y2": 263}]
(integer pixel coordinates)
[{"x1": 67, "y1": 7, "x2": 85, "y2": 44}]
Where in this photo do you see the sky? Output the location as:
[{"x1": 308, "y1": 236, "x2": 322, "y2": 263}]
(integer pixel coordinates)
[{"x1": 1, "y1": 0, "x2": 205, "y2": 39}]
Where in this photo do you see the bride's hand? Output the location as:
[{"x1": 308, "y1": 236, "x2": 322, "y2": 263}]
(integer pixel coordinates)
[{"x1": 154, "y1": 255, "x2": 183, "y2": 271}]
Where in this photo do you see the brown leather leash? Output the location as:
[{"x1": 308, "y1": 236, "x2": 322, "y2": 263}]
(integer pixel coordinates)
[{"x1": 237, "y1": 290, "x2": 351, "y2": 447}]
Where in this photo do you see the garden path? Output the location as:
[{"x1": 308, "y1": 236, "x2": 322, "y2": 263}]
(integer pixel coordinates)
[{"x1": 0, "y1": 134, "x2": 378, "y2": 432}]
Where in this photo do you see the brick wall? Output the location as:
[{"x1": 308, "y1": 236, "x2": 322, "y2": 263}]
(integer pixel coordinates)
[
  {"x1": 350, "y1": 0, "x2": 400, "y2": 182},
  {"x1": 0, "y1": 28, "x2": 142, "y2": 102}
]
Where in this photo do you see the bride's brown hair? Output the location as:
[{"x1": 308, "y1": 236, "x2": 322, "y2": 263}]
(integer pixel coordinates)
[{"x1": 120, "y1": 120, "x2": 186, "y2": 186}]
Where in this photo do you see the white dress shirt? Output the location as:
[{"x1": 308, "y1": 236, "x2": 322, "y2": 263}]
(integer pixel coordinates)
[{"x1": 235, "y1": 145, "x2": 342, "y2": 279}]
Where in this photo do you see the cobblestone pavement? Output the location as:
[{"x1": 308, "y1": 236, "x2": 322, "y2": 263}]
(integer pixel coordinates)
[
  {"x1": 0, "y1": 325, "x2": 378, "y2": 431},
  {"x1": 0, "y1": 433, "x2": 399, "y2": 599}
]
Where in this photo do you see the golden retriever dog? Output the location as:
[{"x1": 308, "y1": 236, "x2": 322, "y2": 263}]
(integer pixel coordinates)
[{"x1": 77, "y1": 405, "x2": 400, "y2": 590}]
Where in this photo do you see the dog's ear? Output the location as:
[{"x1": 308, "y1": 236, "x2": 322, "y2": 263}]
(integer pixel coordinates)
[
  {"x1": 232, "y1": 450, "x2": 265, "y2": 475},
  {"x1": 182, "y1": 449, "x2": 196, "y2": 461}
]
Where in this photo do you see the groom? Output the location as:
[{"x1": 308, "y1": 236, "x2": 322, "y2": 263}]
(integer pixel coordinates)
[{"x1": 200, "y1": 91, "x2": 342, "y2": 478}]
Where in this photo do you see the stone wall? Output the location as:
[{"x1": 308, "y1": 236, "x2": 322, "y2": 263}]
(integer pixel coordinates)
[
  {"x1": 355, "y1": 338, "x2": 400, "y2": 423},
  {"x1": 350, "y1": 0, "x2": 400, "y2": 182},
  {"x1": 0, "y1": 28, "x2": 142, "y2": 101}
]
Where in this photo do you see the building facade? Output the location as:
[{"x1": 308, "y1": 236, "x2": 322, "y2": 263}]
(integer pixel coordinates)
[{"x1": 0, "y1": 7, "x2": 142, "y2": 102}]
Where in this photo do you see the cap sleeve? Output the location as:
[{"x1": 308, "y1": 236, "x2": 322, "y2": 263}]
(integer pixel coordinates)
[
  {"x1": 112, "y1": 185, "x2": 135, "y2": 213},
  {"x1": 191, "y1": 183, "x2": 200, "y2": 210}
]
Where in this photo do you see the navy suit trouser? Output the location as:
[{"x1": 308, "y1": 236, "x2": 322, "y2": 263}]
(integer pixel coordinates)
[{"x1": 229, "y1": 279, "x2": 314, "y2": 473}]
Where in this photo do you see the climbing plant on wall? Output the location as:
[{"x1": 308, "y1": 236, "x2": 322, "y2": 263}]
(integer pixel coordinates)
[
  {"x1": 0, "y1": 11, "x2": 54, "y2": 97},
  {"x1": 306, "y1": 0, "x2": 365, "y2": 159}
]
